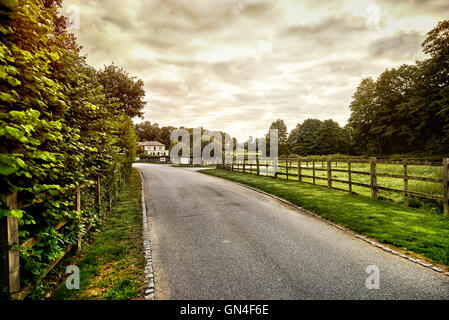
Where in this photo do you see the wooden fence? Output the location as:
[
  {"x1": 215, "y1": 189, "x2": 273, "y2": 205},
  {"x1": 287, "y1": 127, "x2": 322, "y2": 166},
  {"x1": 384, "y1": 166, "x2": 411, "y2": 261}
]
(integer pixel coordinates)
[
  {"x1": 135, "y1": 155, "x2": 170, "y2": 164},
  {"x1": 220, "y1": 157, "x2": 449, "y2": 216},
  {"x1": 0, "y1": 175, "x2": 112, "y2": 300}
]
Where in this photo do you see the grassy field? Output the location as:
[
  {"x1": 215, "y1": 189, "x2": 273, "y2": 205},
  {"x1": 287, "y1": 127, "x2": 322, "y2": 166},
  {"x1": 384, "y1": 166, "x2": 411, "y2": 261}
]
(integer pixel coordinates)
[
  {"x1": 49, "y1": 168, "x2": 145, "y2": 300},
  {"x1": 200, "y1": 168, "x2": 449, "y2": 267},
  {"x1": 234, "y1": 160, "x2": 444, "y2": 212}
]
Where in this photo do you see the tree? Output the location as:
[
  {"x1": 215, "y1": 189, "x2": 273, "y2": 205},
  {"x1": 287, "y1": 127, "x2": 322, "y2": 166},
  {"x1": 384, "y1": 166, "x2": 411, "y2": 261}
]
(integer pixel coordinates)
[
  {"x1": 374, "y1": 65, "x2": 417, "y2": 154},
  {"x1": 422, "y1": 20, "x2": 449, "y2": 57},
  {"x1": 348, "y1": 20, "x2": 449, "y2": 156},
  {"x1": 288, "y1": 119, "x2": 322, "y2": 155},
  {"x1": 135, "y1": 121, "x2": 176, "y2": 148},
  {"x1": 135, "y1": 121, "x2": 161, "y2": 141},
  {"x1": 97, "y1": 64, "x2": 146, "y2": 118},
  {"x1": 266, "y1": 119, "x2": 288, "y2": 155},
  {"x1": 348, "y1": 78, "x2": 379, "y2": 154},
  {"x1": 317, "y1": 120, "x2": 343, "y2": 155}
]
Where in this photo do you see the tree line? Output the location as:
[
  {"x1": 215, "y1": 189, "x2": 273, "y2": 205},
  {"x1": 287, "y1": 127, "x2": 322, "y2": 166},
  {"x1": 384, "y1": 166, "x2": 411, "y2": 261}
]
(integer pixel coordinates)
[
  {"x1": 348, "y1": 20, "x2": 449, "y2": 156},
  {"x1": 0, "y1": 0, "x2": 145, "y2": 295},
  {"x1": 137, "y1": 20, "x2": 448, "y2": 159},
  {"x1": 135, "y1": 121, "x2": 175, "y2": 150},
  {"x1": 135, "y1": 121, "x2": 237, "y2": 157},
  {"x1": 265, "y1": 118, "x2": 352, "y2": 156},
  {"x1": 268, "y1": 20, "x2": 448, "y2": 157}
]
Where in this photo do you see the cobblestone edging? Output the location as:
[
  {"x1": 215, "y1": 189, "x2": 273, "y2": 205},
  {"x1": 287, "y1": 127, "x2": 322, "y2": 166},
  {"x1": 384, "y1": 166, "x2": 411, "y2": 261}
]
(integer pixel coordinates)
[
  {"x1": 207, "y1": 173, "x2": 449, "y2": 278},
  {"x1": 138, "y1": 170, "x2": 155, "y2": 300}
]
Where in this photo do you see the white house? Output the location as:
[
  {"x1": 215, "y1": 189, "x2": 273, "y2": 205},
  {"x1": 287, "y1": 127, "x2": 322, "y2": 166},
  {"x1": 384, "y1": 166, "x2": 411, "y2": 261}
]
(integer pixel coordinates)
[{"x1": 138, "y1": 141, "x2": 169, "y2": 156}]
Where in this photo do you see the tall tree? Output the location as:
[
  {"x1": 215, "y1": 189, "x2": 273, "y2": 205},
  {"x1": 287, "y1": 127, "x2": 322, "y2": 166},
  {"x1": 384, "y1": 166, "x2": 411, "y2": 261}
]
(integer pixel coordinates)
[
  {"x1": 97, "y1": 64, "x2": 146, "y2": 118},
  {"x1": 317, "y1": 119, "x2": 344, "y2": 155},
  {"x1": 348, "y1": 20, "x2": 449, "y2": 156},
  {"x1": 288, "y1": 119, "x2": 322, "y2": 155},
  {"x1": 348, "y1": 78, "x2": 379, "y2": 154},
  {"x1": 266, "y1": 119, "x2": 289, "y2": 155}
]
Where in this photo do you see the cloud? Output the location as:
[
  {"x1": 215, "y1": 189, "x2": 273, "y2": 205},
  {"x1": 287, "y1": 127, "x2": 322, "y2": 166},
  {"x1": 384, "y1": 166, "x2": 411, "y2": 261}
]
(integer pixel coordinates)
[
  {"x1": 368, "y1": 31, "x2": 425, "y2": 61},
  {"x1": 63, "y1": 0, "x2": 447, "y2": 141}
]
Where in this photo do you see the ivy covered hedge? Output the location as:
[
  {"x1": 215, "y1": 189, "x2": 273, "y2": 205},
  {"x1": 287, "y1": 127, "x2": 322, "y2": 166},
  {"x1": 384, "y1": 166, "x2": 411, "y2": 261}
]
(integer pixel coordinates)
[{"x1": 0, "y1": 0, "x2": 145, "y2": 297}]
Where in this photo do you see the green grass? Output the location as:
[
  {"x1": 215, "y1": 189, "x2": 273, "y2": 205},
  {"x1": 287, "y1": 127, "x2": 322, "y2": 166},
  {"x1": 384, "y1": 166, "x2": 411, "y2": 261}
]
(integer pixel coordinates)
[
  {"x1": 50, "y1": 168, "x2": 145, "y2": 300},
  {"x1": 200, "y1": 169, "x2": 449, "y2": 267}
]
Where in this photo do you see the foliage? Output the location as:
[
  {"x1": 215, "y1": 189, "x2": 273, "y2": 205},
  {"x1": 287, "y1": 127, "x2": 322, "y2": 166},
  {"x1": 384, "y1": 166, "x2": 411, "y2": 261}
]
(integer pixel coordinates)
[
  {"x1": 266, "y1": 21, "x2": 448, "y2": 158},
  {"x1": 266, "y1": 119, "x2": 288, "y2": 155},
  {"x1": 136, "y1": 123, "x2": 238, "y2": 159},
  {"x1": 0, "y1": 0, "x2": 143, "y2": 296},
  {"x1": 348, "y1": 20, "x2": 449, "y2": 156},
  {"x1": 135, "y1": 121, "x2": 175, "y2": 148},
  {"x1": 51, "y1": 169, "x2": 144, "y2": 300},
  {"x1": 97, "y1": 64, "x2": 146, "y2": 119},
  {"x1": 276, "y1": 118, "x2": 351, "y2": 156}
]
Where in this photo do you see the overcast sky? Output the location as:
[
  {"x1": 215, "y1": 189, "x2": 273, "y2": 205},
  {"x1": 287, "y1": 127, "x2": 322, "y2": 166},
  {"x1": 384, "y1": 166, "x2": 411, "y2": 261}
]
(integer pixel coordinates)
[{"x1": 62, "y1": 0, "x2": 448, "y2": 141}]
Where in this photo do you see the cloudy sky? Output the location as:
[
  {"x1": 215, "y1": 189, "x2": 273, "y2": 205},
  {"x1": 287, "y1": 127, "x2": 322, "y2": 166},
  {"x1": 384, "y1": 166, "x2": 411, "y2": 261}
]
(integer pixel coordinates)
[{"x1": 62, "y1": 0, "x2": 448, "y2": 141}]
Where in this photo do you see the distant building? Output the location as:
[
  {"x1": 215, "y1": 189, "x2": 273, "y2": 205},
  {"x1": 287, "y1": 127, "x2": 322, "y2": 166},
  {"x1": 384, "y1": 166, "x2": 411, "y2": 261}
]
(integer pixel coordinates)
[{"x1": 138, "y1": 140, "x2": 169, "y2": 156}]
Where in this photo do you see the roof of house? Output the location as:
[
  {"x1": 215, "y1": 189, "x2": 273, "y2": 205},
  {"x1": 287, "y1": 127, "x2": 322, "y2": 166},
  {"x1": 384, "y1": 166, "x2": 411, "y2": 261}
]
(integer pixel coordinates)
[{"x1": 138, "y1": 141, "x2": 165, "y2": 147}]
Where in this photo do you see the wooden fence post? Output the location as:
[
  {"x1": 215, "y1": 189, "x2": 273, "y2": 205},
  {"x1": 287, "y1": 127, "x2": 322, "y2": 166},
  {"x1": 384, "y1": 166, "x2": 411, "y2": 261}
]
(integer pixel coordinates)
[
  {"x1": 274, "y1": 159, "x2": 278, "y2": 179},
  {"x1": 327, "y1": 158, "x2": 332, "y2": 189},
  {"x1": 286, "y1": 161, "x2": 289, "y2": 181},
  {"x1": 298, "y1": 158, "x2": 302, "y2": 182},
  {"x1": 256, "y1": 155, "x2": 260, "y2": 176},
  {"x1": 76, "y1": 185, "x2": 82, "y2": 253},
  {"x1": 348, "y1": 159, "x2": 352, "y2": 194},
  {"x1": 312, "y1": 160, "x2": 316, "y2": 185},
  {"x1": 266, "y1": 161, "x2": 269, "y2": 177},
  {"x1": 443, "y1": 158, "x2": 449, "y2": 216},
  {"x1": 0, "y1": 192, "x2": 20, "y2": 299},
  {"x1": 370, "y1": 157, "x2": 378, "y2": 200},
  {"x1": 403, "y1": 160, "x2": 409, "y2": 206}
]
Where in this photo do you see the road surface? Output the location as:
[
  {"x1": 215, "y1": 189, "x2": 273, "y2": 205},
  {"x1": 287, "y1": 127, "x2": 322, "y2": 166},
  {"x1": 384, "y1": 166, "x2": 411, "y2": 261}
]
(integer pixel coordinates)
[{"x1": 134, "y1": 164, "x2": 449, "y2": 299}]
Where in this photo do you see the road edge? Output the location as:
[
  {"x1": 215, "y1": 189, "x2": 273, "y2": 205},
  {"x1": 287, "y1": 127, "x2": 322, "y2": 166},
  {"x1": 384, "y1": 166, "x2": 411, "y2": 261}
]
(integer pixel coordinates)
[
  {"x1": 198, "y1": 169, "x2": 449, "y2": 279},
  {"x1": 137, "y1": 169, "x2": 156, "y2": 300}
]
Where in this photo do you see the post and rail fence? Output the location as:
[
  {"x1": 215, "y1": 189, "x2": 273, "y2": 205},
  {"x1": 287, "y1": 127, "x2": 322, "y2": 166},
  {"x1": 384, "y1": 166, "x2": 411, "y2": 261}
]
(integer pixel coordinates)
[
  {"x1": 0, "y1": 176, "x2": 105, "y2": 300},
  {"x1": 218, "y1": 156, "x2": 449, "y2": 216}
]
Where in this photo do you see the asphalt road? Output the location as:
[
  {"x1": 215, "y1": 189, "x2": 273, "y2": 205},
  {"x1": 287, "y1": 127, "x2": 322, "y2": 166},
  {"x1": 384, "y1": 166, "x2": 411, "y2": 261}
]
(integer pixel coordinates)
[{"x1": 134, "y1": 164, "x2": 449, "y2": 300}]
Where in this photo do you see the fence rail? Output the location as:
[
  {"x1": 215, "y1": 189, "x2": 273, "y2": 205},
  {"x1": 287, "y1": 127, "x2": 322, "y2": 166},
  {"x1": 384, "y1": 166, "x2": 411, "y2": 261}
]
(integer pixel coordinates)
[
  {"x1": 219, "y1": 157, "x2": 449, "y2": 216},
  {"x1": 0, "y1": 176, "x2": 105, "y2": 300},
  {"x1": 135, "y1": 155, "x2": 170, "y2": 164}
]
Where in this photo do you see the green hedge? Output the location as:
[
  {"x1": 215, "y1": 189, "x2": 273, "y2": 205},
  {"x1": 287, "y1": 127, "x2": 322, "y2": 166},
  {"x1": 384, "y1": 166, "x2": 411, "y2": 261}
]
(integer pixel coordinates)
[{"x1": 0, "y1": 0, "x2": 141, "y2": 297}]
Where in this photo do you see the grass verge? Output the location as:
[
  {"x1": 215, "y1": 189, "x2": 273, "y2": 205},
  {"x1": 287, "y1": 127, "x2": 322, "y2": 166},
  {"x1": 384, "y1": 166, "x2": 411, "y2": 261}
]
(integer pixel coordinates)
[
  {"x1": 200, "y1": 169, "x2": 449, "y2": 267},
  {"x1": 50, "y1": 168, "x2": 145, "y2": 300}
]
